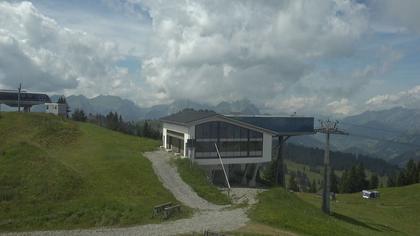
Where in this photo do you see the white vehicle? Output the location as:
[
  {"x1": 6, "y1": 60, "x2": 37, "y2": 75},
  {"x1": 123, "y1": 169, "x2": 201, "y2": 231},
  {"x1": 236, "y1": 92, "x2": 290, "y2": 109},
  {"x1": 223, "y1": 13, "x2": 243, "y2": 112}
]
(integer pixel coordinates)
[{"x1": 362, "y1": 190, "x2": 380, "y2": 199}]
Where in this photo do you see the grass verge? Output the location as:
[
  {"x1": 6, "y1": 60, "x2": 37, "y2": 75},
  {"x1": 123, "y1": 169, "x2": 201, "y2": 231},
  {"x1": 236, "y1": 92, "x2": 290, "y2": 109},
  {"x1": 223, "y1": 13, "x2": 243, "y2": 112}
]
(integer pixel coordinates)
[{"x1": 173, "y1": 158, "x2": 230, "y2": 205}]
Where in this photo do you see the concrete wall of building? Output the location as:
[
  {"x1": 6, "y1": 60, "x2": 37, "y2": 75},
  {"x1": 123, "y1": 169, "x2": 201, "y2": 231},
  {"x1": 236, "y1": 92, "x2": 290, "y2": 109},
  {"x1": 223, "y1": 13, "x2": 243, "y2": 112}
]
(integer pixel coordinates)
[
  {"x1": 45, "y1": 103, "x2": 67, "y2": 117},
  {"x1": 162, "y1": 122, "x2": 191, "y2": 157}
]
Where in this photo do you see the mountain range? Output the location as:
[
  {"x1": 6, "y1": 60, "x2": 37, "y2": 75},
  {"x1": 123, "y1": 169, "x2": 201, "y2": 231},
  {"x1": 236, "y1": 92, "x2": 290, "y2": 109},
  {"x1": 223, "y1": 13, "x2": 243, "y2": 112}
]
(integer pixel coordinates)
[
  {"x1": 295, "y1": 107, "x2": 420, "y2": 166},
  {"x1": 50, "y1": 95, "x2": 260, "y2": 121},
  {"x1": 6, "y1": 94, "x2": 420, "y2": 166}
]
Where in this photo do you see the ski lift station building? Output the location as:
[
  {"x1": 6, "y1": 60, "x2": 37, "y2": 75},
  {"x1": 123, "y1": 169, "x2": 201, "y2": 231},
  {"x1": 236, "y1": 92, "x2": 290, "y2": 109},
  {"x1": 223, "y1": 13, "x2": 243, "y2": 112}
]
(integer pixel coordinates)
[
  {"x1": 0, "y1": 90, "x2": 50, "y2": 112},
  {"x1": 160, "y1": 109, "x2": 315, "y2": 185}
]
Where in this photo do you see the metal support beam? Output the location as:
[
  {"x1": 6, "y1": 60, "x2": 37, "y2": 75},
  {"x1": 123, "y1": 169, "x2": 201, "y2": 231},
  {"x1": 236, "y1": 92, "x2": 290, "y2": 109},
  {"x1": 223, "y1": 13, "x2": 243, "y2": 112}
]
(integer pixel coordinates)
[
  {"x1": 214, "y1": 143, "x2": 231, "y2": 192},
  {"x1": 275, "y1": 136, "x2": 290, "y2": 187},
  {"x1": 322, "y1": 132, "x2": 331, "y2": 214},
  {"x1": 316, "y1": 119, "x2": 348, "y2": 215},
  {"x1": 17, "y1": 83, "x2": 22, "y2": 112},
  {"x1": 241, "y1": 164, "x2": 249, "y2": 185},
  {"x1": 249, "y1": 163, "x2": 260, "y2": 187}
]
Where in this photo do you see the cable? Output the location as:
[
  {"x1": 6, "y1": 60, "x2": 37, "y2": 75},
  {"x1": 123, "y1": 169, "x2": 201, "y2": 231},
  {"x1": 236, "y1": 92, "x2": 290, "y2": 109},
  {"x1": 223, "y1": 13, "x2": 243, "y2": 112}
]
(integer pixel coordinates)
[
  {"x1": 347, "y1": 133, "x2": 420, "y2": 149},
  {"x1": 340, "y1": 121, "x2": 420, "y2": 138},
  {"x1": 340, "y1": 121, "x2": 407, "y2": 134}
]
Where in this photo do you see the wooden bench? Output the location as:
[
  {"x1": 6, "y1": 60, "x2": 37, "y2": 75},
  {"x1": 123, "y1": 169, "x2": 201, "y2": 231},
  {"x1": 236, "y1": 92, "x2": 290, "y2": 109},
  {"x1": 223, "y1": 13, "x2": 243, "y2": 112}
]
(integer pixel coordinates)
[
  {"x1": 162, "y1": 204, "x2": 181, "y2": 220},
  {"x1": 152, "y1": 202, "x2": 172, "y2": 217}
]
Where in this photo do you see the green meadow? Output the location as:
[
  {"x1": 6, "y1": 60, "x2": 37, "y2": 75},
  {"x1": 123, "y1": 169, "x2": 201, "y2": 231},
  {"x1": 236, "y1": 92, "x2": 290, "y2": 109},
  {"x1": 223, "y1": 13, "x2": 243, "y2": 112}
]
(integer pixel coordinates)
[{"x1": 0, "y1": 112, "x2": 189, "y2": 232}]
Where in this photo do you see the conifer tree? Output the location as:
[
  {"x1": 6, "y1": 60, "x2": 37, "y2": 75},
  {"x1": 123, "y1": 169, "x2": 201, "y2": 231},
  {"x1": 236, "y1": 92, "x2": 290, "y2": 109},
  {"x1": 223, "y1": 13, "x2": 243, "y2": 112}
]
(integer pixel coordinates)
[
  {"x1": 397, "y1": 171, "x2": 407, "y2": 186},
  {"x1": 71, "y1": 108, "x2": 87, "y2": 122},
  {"x1": 356, "y1": 164, "x2": 368, "y2": 190},
  {"x1": 143, "y1": 120, "x2": 150, "y2": 137},
  {"x1": 348, "y1": 166, "x2": 358, "y2": 192},
  {"x1": 339, "y1": 169, "x2": 349, "y2": 193},
  {"x1": 369, "y1": 174, "x2": 379, "y2": 189},
  {"x1": 405, "y1": 159, "x2": 417, "y2": 185},
  {"x1": 57, "y1": 96, "x2": 70, "y2": 117},
  {"x1": 417, "y1": 161, "x2": 420, "y2": 183},
  {"x1": 330, "y1": 169, "x2": 339, "y2": 193},
  {"x1": 288, "y1": 175, "x2": 299, "y2": 192},
  {"x1": 387, "y1": 173, "x2": 397, "y2": 187},
  {"x1": 309, "y1": 179, "x2": 317, "y2": 193}
]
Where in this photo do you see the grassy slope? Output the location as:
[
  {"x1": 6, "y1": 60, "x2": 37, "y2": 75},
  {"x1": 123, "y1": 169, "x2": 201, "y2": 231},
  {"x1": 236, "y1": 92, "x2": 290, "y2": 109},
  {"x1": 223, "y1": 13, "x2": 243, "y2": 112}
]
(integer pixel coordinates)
[
  {"x1": 285, "y1": 160, "x2": 387, "y2": 190},
  {"x1": 250, "y1": 184, "x2": 420, "y2": 235},
  {"x1": 299, "y1": 184, "x2": 420, "y2": 235},
  {"x1": 0, "y1": 112, "x2": 188, "y2": 232},
  {"x1": 174, "y1": 158, "x2": 230, "y2": 205}
]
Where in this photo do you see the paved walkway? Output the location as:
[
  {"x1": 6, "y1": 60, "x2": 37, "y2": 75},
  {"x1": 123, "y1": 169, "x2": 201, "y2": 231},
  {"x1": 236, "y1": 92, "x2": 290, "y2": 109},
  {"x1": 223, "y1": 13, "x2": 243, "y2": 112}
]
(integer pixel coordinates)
[{"x1": 2, "y1": 151, "x2": 253, "y2": 236}]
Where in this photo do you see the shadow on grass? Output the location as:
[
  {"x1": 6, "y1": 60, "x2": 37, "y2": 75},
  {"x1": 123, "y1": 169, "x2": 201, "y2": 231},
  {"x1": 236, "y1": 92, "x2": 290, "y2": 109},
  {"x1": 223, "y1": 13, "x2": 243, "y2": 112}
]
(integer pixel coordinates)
[{"x1": 332, "y1": 213, "x2": 380, "y2": 232}]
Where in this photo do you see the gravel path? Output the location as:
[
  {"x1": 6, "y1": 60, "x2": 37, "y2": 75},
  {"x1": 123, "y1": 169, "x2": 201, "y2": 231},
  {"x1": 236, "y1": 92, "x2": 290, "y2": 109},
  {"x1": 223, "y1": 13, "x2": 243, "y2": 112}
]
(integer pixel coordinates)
[
  {"x1": 144, "y1": 151, "x2": 223, "y2": 210},
  {"x1": 1, "y1": 209, "x2": 247, "y2": 236},
  {"x1": 2, "y1": 151, "x2": 251, "y2": 236}
]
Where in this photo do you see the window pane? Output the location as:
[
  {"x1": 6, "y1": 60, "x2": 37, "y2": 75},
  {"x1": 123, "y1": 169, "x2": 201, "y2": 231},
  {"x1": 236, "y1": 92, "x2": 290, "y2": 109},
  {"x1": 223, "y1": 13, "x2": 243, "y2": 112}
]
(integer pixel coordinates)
[
  {"x1": 210, "y1": 122, "x2": 218, "y2": 138},
  {"x1": 250, "y1": 130, "x2": 263, "y2": 139},
  {"x1": 249, "y1": 141, "x2": 263, "y2": 151},
  {"x1": 240, "y1": 128, "x2": 248, "y2": 139}
]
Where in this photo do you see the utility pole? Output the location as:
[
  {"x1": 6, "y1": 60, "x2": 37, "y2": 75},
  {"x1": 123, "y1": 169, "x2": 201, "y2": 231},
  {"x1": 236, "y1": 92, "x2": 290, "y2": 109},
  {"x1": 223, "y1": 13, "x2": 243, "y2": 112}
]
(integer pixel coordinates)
[
  {"x1": 316, "y1": 119, "x2": 348, "y2": 215},
  {"x1": 17, "y1": 83, "x2": 22, "y2": 112}
]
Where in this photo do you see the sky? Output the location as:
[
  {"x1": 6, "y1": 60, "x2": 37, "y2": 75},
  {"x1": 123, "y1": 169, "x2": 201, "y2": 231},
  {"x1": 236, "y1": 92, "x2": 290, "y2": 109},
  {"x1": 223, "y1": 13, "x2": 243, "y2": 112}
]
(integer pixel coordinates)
[{"x1": 0, "y1": 0, "x2": 419, "y2": 116}]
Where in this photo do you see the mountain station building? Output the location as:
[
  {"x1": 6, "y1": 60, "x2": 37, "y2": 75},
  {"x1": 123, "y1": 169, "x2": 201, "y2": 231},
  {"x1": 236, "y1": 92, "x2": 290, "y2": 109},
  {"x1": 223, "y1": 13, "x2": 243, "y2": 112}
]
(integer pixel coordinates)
[{"x1": 160, "y1": 109, "x2": 315, "y2": 186}]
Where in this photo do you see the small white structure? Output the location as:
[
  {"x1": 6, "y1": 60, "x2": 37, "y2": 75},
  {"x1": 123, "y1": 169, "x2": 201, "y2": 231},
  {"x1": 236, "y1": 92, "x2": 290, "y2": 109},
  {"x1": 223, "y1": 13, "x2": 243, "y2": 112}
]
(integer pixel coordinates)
[
  {"x1": 362, "y1": 190, "x2": 380, "y2": 199},
  {"x1": 45, "y1": 103, "x2": 68, "y2": 117}
]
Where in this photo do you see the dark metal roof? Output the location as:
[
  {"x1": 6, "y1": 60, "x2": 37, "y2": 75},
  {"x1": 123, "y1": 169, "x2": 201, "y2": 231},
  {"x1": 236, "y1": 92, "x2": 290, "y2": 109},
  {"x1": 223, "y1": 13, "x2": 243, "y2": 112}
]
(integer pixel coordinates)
[
  {"x1": 0, "y1": 91, "x2": 51, "y2": 107},
  {"x1": 227, "y1": 115, "x2": 315, "y2": 135},
  {"x1": 161, "y1": 110, "x2": 315, "y2": 136},
  {"x1": 160, "y1": 109, "x2": 218, "y2": 125}
]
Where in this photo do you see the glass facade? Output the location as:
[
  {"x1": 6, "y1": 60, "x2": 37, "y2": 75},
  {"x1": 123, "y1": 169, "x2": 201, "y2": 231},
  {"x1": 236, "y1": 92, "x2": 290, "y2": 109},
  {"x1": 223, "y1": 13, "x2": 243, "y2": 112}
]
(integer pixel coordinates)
[{"x1": 195, "y1": 121, "x2": 263, "y2": 159}]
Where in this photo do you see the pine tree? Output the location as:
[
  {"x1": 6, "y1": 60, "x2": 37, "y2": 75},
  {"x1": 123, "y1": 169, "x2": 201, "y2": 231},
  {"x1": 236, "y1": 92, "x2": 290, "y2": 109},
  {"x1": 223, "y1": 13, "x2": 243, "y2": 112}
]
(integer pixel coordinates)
[
  {"x1": 348, "y1": 166, "x2": 358, "y2": 192},
  {"x1": 387, "y1": 173, "x2": 397, "y2": 187},
  {"x1": 339, "y1": 169, "x2": 349, "y2": 193},
  {"x1": 143, "y1": 121, "x2": 150, "y2": 137},
  {"x1": 356, "y1": 164, "x2": 368, "y2": 191},
  {"x1": 57, "y1": 96, "x2": 66, "y2": 104},
  {"x1": 330, "y1": 169, "x2": 339, "y2": 193},
  {"x1": 288, "y1": 175, "x2": 299, "y2": 192},
  {"x1": 405, "y1": 159, "x2": 417, "y2": 185},
  {"x1": 397, "y1": 171, "x2": 407, "y2": 186},
  {"x1": 71, "y1": 108, "x2": 87, "y2": 122},
  {"x1": 417, "y1": 161, "x2": 420, "y2": 183},
  {"x1": 57, "y1": 96, "x2": 70, "y2": 117},
  {"x1": 309, "y1": 179, "x2": 317, "y2": 193},
  {"x1": 369, "y1": 174, "x2": 379, "y2": 189}
]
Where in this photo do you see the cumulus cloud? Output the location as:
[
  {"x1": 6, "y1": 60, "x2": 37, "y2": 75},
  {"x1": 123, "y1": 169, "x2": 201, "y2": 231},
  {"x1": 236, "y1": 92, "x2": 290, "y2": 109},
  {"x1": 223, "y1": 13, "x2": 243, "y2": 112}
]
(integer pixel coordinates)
[
  {"x1": 0, "y1": 1, "x2": 128, "y2": 96},
  {"x1": 369, "y1": 0, "x2": 420, "y2": 34},
  {"x1": 134, "y1": 0, "x2": 370, "y2": 110},
  {"x1": 327, "y1": 98, "x2": 353, "y2": 115},
  {"x1": 2, "y1": 0, "x2": 418, "y2": 115},
  {"x1": 366, "y1": 86, "x2": 420, "y2": 110}
]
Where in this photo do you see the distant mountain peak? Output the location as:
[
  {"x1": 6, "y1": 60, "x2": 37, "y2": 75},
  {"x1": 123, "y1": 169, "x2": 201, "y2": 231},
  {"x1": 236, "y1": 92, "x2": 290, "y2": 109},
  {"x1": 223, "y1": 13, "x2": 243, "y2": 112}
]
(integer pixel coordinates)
[{"x1": 57, "y1": 95, "x2": 261, "y2": 121}]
